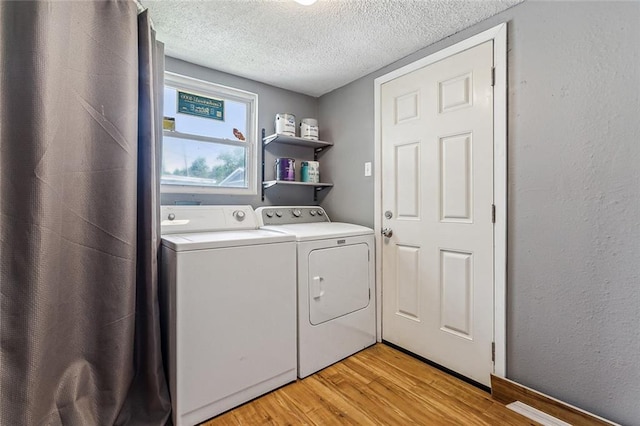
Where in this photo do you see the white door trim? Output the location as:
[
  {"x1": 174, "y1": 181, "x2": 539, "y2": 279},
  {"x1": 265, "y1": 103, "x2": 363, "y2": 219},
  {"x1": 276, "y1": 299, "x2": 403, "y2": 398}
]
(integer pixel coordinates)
[{"x1": 373, "y1": 23, "x2": 507, "y2": 378}]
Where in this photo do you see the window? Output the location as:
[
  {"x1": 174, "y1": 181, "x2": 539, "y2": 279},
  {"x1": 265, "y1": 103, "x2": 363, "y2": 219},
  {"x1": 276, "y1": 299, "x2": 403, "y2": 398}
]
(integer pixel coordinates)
[{"x1": 161, "y1": 72, "x2": 258, "y2": 195}]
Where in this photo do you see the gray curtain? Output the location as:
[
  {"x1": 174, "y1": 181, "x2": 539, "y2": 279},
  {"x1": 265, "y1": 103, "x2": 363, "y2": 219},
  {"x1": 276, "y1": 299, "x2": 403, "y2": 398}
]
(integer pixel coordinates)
[{"x1": 0, "y1": 2, "x2": 171, "y2": 425}]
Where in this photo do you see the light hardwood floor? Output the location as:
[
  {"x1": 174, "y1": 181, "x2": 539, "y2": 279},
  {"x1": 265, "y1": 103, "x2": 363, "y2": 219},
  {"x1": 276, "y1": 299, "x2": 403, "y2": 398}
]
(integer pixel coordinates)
[{"x1": 201, "y1": 344, "x2": 539, "y2": 425}]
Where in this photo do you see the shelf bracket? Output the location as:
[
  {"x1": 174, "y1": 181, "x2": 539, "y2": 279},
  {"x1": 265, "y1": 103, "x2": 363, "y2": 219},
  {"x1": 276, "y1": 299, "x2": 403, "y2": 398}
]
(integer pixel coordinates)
[
  {"x1": 313, "y1": 185, "x2": 327, "y2": 202},
  {"x1": 261, "y1": 128, "x2": 266, "y2": 201},
  {"x1": 314, "y1": 147, "x2": 324, "y2": 161}
]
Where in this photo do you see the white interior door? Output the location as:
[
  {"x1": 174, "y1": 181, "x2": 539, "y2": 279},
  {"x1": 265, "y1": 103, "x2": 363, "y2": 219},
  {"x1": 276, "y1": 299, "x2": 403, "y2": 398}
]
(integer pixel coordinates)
[{"x1": 381, "y1": 41, "x2": 495, "y2": 386}]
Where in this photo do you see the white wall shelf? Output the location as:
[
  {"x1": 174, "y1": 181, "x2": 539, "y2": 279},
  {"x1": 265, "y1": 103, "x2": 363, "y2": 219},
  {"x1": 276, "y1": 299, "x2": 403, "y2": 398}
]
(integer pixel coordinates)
[
  {"x1": 263, "y1": 180, "x2": 333, "y2": 190},
  {"x1": 263, "y1": 133, "x2": 333, "y2": 150},
  {"x1": 261, "y1": 129, "x2": 333, "y2": 202}
]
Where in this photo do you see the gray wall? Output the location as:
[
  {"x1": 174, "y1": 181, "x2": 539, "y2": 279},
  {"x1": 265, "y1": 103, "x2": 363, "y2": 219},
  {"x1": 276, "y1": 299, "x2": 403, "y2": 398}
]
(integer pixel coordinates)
[
  {"x1": 162, "y1": 57, "x2": 320, "y2": 207},
  {"x1": 318, "y1": 1, "x2": 640, "y2": 424}
]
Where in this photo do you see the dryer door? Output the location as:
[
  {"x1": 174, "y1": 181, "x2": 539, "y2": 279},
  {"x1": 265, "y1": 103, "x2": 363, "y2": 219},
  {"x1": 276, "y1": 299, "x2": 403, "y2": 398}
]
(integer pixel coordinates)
[{"x1": 308, "y1": 243, "x2": 370, "y2": 325}]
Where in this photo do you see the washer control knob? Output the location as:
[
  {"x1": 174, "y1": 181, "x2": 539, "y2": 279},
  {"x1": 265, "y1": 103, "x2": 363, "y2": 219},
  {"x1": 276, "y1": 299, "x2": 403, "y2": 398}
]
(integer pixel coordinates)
[
  {"x1": 275, "y1": 210, "x2": 283, "y2": 218},
  {"x1": 293, "y1": 209, "x2": 302, "y2": 218},
  {"x1": 233, "y1": 210, "x2": 246, "y2": 221},
  {"x1": 309, "y1": 210, "x2": 317, "y2": 216},
  {"x1": 317, "y1": 210, "x2": 324, "y2": 216},
  {"x1": 168, "y1": 213, "x2": 176, "y2": 221},
  {"x1": 265, "y1": 210, "x2": 274, "y2": 218}
]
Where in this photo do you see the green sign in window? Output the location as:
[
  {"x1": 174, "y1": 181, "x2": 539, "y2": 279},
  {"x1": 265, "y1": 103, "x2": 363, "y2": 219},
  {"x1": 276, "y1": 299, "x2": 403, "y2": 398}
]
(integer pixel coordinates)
[{"x1": 177, "y1": 91, "x2": 224, "y2": 121}]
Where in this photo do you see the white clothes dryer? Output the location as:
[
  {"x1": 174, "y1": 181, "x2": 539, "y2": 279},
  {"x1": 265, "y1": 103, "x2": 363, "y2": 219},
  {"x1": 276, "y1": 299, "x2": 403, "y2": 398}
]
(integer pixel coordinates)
[
  {"x1": 160, "y1": 205, "x2": 297, "y2": 426},
  {"x1": 255, "y1": 206, "x2": 376, "y2": 378}
]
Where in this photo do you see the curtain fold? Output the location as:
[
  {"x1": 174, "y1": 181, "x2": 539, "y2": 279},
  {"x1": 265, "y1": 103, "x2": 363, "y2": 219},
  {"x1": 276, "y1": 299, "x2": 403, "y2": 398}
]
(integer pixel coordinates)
[
  {"x1": 115, "y1": 10, "x2": 171, "y2": 426},
  {"x1": 1, "y1": 2, "x2": 170, "y2": 424}
]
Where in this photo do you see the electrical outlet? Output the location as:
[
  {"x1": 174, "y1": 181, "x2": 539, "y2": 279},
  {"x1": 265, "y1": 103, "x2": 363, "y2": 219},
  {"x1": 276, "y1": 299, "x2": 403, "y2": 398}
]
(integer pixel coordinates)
[{"x1": 364, "y1": 162, "x2": 372, "y2": 177}]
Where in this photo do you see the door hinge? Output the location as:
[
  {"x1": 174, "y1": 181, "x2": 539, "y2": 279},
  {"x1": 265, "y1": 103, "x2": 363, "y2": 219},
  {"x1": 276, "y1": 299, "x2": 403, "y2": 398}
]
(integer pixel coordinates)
[
  {"x1": 491, "y1": 342, "x2": 495, "y2": 362},
  {"x1": 491, "y1": 67, "x2": 496, "y2": 87},
  {"x1": 491, "y1": 204, "x2": 496, "y2": 223}
]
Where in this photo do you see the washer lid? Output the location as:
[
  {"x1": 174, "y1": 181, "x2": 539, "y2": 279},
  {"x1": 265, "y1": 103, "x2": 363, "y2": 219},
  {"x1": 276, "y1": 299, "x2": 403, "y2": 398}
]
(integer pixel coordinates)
[
  {"x1": 261, "y1": 222, "x2": 374, "y2": 241},
  {"x1": 161, "y1": 229, "x2": 295, "y2": 251}
]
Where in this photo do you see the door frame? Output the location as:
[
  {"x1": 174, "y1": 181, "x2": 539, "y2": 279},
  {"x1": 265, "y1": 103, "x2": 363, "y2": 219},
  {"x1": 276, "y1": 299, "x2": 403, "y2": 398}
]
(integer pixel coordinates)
[{"x1": 373, "y1": 23, "x2": 507, "y2": 377}]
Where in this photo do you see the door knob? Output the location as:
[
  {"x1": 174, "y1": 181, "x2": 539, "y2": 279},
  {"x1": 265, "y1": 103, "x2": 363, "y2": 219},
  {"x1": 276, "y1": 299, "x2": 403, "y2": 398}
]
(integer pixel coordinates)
[{"x1": 381, "y1": 228, "x2": 393, "y2": 238}]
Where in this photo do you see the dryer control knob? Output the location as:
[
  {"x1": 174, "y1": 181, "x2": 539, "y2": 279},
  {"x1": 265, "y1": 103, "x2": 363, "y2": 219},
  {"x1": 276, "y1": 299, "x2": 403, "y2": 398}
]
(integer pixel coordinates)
[
  {"x1": 309, "y1": 210, "x2": 317, "y2": 216},
  {"x1": 317, "y1": 210, "x2": 324, "y2": 216},
  {"x1": 233, "y1": 210, "x2": 246, "y2": 221},
  {"x1": 265, "y1": 211, "x2": 274, "y2": 218},
  {"x1": 275, "y1": 210, "x2": 283, "y2": 218},
  {"x1": 293, "y1": 209, "x2": 302, "y2": 218}
]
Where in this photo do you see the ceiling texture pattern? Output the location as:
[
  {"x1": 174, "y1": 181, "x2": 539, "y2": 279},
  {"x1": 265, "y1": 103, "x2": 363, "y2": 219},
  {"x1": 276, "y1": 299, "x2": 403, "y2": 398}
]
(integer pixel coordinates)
[{"x1": 143, "y1": 0, "x2": 521, "y2": 97}]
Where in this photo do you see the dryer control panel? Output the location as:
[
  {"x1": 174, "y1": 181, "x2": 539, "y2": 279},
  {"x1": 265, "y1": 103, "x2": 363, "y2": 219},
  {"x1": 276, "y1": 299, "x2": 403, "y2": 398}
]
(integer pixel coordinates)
[{"x1": 255, "y1": 206, "x2": 330, "y2": 226}]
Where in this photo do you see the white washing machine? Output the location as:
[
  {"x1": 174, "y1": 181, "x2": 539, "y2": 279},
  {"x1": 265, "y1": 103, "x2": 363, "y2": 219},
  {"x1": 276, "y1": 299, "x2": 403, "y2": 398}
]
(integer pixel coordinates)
[
  {"x1": 255, "y1": 206, "x2": 376, "y2": 378},
  {"x1": 159, "y1": 205, "x2": 297, "y2": 426}
]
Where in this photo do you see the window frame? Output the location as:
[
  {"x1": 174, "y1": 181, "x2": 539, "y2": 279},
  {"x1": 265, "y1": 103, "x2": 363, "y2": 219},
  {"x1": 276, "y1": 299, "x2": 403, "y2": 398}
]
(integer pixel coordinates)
[{"x1": 161, "y1": 72, "x2": 259, "y2": 195}]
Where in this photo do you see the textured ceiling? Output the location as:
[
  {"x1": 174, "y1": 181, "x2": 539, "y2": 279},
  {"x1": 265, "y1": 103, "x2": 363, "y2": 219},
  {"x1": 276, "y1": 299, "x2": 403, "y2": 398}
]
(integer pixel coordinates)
[{"x1": 143, "y1": 0, "x2": 521, "y2": 97}]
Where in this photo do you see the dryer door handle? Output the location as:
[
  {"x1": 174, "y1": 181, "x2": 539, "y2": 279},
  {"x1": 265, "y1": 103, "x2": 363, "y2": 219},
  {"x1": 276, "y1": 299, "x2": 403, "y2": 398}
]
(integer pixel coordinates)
[{"x1": 312, "y1": 276, "x2": 324, "y2": 299}]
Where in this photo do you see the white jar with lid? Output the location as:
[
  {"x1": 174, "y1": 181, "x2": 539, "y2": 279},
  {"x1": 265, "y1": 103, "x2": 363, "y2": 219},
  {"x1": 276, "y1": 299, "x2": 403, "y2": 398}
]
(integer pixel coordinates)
[
  {"x1": 300, "y1": 118, "x2": 319, "y2": 140},
  {"x1": 275, "y1": 113, "x2": 296, "y2": 136}
]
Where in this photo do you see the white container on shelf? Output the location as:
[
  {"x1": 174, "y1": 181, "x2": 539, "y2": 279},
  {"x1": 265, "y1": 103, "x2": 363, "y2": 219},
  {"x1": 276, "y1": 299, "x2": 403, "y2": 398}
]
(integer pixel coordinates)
[
  {"x1": 275, "y1": 113, "x2": 296, "y2": 136},
  {"x1": 300, "y1": 118, "x2": 319, "y2": 140},
  {"x1": 301, "y1": 161, "x2": 320, "y2": 183}
]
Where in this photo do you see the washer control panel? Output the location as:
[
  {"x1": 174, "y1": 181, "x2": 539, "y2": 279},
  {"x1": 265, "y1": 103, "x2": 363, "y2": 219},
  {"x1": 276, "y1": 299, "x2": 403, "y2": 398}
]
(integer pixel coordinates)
[
  {"x1": 255, "y1": 206, "x2": 330, "y2": 226},
  {"x1": 161, "y1": 205, "x2": 258, "y2": 234}
]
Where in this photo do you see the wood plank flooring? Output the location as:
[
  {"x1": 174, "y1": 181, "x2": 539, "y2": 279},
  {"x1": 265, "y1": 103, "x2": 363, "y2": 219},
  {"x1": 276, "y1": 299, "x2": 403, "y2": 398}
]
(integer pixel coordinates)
[{"x1": 200, "y1": 344, "x2": 540, "y2": 425}]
